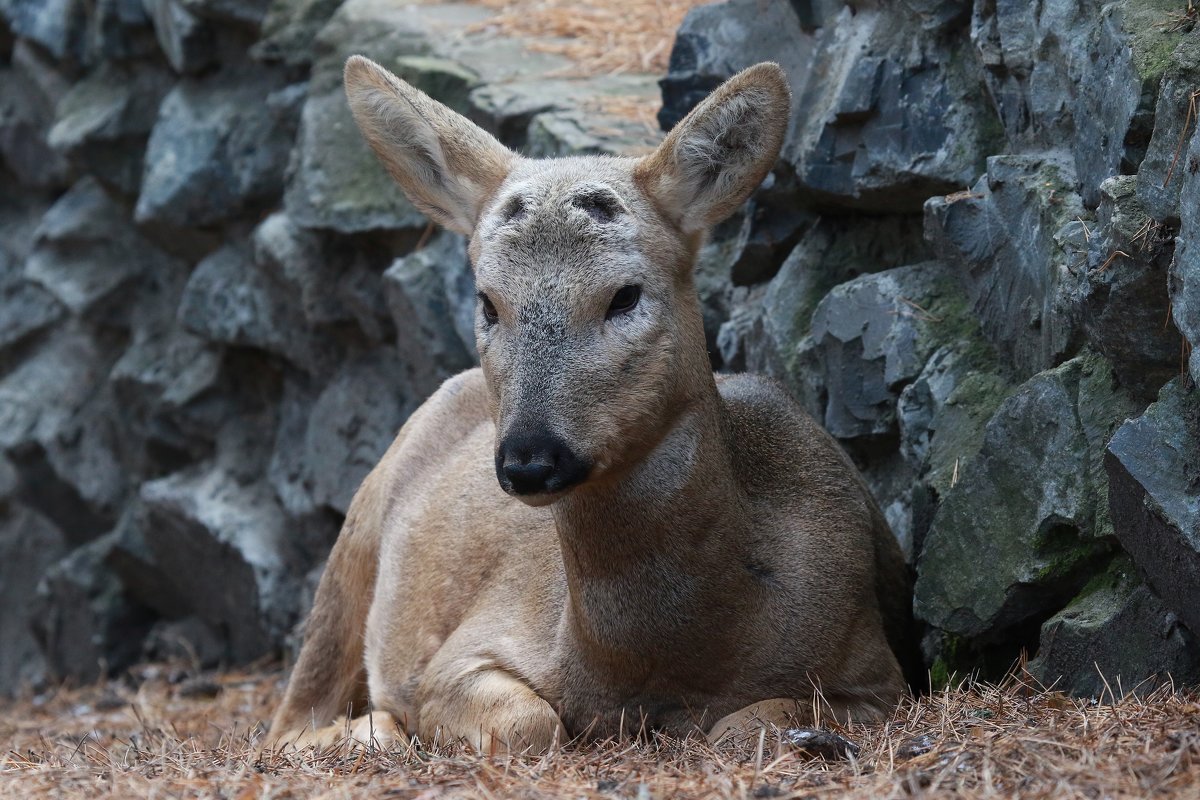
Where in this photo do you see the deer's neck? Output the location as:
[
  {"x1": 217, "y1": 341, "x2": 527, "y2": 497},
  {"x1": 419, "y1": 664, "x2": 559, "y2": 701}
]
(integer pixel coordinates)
[{"x1": 551, "y1": 374, "x2": 752, "y2": 666}]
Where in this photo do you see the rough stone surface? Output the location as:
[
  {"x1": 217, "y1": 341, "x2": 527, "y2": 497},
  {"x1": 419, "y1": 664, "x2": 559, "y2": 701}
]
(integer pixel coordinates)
[
  {"x1": 0, "y1": 246, "x2": 64, "y2": 355},
  {"x1": 1171, "y1": 119, "x2": 1200, "y2": 385},
  {"x1": 925, "y1": 154, "x2": 1088, "y2": 379},
  {"x1": 916, "y1": 353, "x2": 1140, "y2": 666},
  {"x1": 0, "y1": 503, "x2": 66, "y2": 693},
  {"x1": 144, "y1": 0, "x2": 216, "y2": 75},
  {"x1": 1082, "y1": 175, "x2": 1183, "y2": 399},
  {"x1": 1106, "y1": 378, "x2": 1200, "y2": 637},
  {"x1": 136, "y1": 68, "x2": 300, "y2": 227},
  {"x1": 383, "y1": 231, "x2": 477, "y2": 397},
  {"x1": 140, "y1": 465, "x2": 301, "y2": 662},
  {"x1": 1029, "y1": 556, "x2": 1200, "y2": 697}
]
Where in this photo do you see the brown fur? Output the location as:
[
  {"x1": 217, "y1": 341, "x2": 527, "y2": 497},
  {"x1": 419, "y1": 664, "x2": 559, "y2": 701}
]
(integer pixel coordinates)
[{"x1": 268, "y1": 57, "x2": 911, "y2": 754}]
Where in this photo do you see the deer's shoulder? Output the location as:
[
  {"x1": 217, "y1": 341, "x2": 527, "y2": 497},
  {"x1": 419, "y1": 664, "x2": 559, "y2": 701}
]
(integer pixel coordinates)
[{"x1": 715, "y1": 372, "x2": 875, "y2": 518}]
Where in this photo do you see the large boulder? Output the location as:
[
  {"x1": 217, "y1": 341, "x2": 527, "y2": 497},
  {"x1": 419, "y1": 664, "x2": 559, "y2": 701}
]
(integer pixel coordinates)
[
  {"x1": 1106, "y1": 378, "x2": 1200, "y2": 638},
  {"x1": 1081, "y1": 175, "x2": 1182, "y2": 400},
  {"x1": 1029, "y1": 555, "x2": 1200, "y2": 696},
  {"x1": 136, "y1": 67, "x2": 301, "y2": 227},
  {"x1": 661, "y1": 0, "x2": 1000, "y2": 211},
  {"x1": 925, "y1": 154, "x2": 1089, "y2": 379},
  {"x1": 48, "y1": 62, "x2": 173, "y2": 195},
  {"x1": 26, "y1": 177, "x2": 180, "y2": 314},
  {"x1": 916, "y1": 352, "x2": 1140, "y2": 670},
  {"x1": 1171, "y1": 117, "x2": 1200, "y2": 385},
  {"x1": 140, "y1": 465, "x2": 302, "y2": 662},
  {"x1": 1135, "y1": 31, "x2": 1200, "y2": 223},
  {"x1": 382, "y1": 231, "x2": 477, "y2": 398},
  {"x1": 0, "y1": 503, "x2": 66, "y2": 694}
]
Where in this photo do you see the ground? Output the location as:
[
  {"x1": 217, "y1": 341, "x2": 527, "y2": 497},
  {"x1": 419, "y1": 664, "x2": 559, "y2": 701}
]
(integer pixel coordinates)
[{"x1": 3, "y1": 663, "x2": 1198, "y2": 798}]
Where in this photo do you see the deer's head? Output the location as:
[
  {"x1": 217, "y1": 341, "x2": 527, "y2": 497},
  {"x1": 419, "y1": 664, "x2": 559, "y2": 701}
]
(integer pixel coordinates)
[{"x1": 345, "y1": 56, "x2": 790, "y2": 505}]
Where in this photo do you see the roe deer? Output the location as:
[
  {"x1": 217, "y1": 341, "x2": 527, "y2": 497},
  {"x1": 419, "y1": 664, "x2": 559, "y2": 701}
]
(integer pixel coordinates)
[{"x1": 267, "y1": 55, "x2": 913, "y2": 754}]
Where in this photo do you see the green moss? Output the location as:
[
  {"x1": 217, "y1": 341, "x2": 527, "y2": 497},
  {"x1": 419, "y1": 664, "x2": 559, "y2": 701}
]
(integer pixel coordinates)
[{"x1": 1122, "y1": 0, "x2": 1190, "y2": 83}]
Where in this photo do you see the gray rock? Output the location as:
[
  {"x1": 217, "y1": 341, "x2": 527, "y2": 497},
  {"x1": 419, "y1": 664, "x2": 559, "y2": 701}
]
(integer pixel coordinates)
[
  {"x1": 27, "y1": 178, "x2": 178, "y2": 313},
  {"x1": 32, "y1": 533, "x2": 153, "y2": 684},
  {"x1": 178, "y1": 242, "x2": 324, "y2": 373},
  {"x1": 1106, "y1": 378, "x2": 1200, "y2": 637},
  {"x1": 796, "y1": 261, "x2": 974, "y2": 441},
  {"x1": 383, "y1": 231, "x2": 477, "y2": 397},
  {"x1": 269, "y1": 349, "x2": 413, "y2": 517},
  {"x1": 716, "y1": 214, "x2": 930, "y2": 384},
  {"x1": 0, "y1": 246, "x2": 63, "y2": 355},
  {"x1": 1135, "y1": 33, "x2": 1200, "y2": 222},
  {"x1": 142, "y1": 615, "x2": 227, "y2": 666},
  {"x1": 104, "y1": 501, "x2": 191, "y2": 618},
  {"x1": 1171, "y1": 121, "x2": 1200, "y2": 385},
  {"x1": 48, "y1": 62, "x2": 173, "y2": 195},
  {"x1": 1029, "y1": 555, "x2": 1200, "y2": 697},
  {"x1": 925, "y1": 154, "x2": 1089, "y2": 379},
  {"x1": 140, "y1": 465, "x2": 301, "y2": 662},
  {"x1": 0, "y1": 504, "x2": 65, "y2": 694},
  {"x1": 178, "y1": 0, "x2": 269, "y2": 27},
  {"x1": 0, "y1": 0, "x2": 87, "y2": 61},
  {"x1": 136, "y1": 69, "x2": 298, "y2": 227},
  {"x1": 143, "y1": 0, "x2": 214, "y2": 74},
  {"x1": 0, "y1": 60, "x2": 71, "y2": 189},
  {"x1": 284, "y1": 84, "x2": 426, "y2": 234},
  {"x1": 251, "y1": 0, "x2": 343, "y2": 65},
  {"x1": 915, "y1": 352, "x2": 1139, "y2": 651},
  {"x1": 1082, "y1": 175, "x2": 1182, "y2": 400},
  {"x1": 252, "y1": 211, "x2": 395, "y2": 342}
]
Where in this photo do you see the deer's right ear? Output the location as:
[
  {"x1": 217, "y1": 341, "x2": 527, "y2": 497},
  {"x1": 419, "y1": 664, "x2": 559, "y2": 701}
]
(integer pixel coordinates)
[
  {"x1": 634, "y1": 63, "x2": 790, "y2": 234},
  {"x1": 344, "y1": 55, "x2": 515, "y2": 235}
]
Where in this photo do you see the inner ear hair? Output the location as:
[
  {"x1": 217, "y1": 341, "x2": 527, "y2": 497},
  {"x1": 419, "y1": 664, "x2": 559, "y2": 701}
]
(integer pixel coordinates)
[{"x1": 634, "y1": 62, "x2": 790, "y2": 234}]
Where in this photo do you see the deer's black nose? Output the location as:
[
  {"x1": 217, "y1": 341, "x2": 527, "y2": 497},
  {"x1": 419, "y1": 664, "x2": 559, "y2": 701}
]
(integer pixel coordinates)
[{"x1": 496, "y1": 431, "x2": 591, "y2": 496}]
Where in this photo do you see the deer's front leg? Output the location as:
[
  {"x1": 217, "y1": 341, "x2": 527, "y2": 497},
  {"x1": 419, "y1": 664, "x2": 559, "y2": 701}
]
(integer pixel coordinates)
[
  {"x1": 417, "y1": 660, "x2": 566, "y2": 755},
  {"x1": 707, "y1": 694, "x2": 893, "y2": 745}
]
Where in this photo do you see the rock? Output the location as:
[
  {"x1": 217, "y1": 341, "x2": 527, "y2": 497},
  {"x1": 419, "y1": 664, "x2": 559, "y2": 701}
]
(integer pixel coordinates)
[
  {"x1": 140, "y1": 465, "x2": 302, "y2": 662},
  {"x1": 136, "y1": 68, "x2": 299, "y2": 227},
  {"x1": 104, "y1": 501, "x2": 191, "y2": 618},
  {"x1": 251, "y1": 0, "x2": 344, "y2": 65},
  {"x1": 0, "y1": 61, "x2": 71, "y2": 190},
  {"x1": 1106, "y1": 378, "x2": 1200, "y2": 637},
  {"x1": 662, "y1": 0, "x2": 1000, "y2": 210},
  {"x1": 178, "y1": 0, "x2": 269, "y2": 27},
  {"x1": 0, "y1": 503, "x2": 66, "y2": 694},
  {"x1": 525, "y1": 104, "x2": 659, "y2": 159},
  {"x1": 269, "y1": 349, "x2": 413, "y2": 517},
  {"x1": 1170, "y1": 120, "x2": 1200, "y2": 385},
  {"x1": 0, "y1": 0, "x2": 87, "y2": 61},
  {"x1": 178, "y1": 242, "x2": 325, "y2": 372},
  {"x1": 0, "y1": 246, "x2": 63, "y2": 355},
  {"x1": 0, "y1": 326, "x2": 124, "y2": 542},
  {"x1": 284, "y1": 83, "x2": 426, "y2": 234},
  {"x1": 1081, "y1": 175, "x2": 1182, "y2": 400},
  {"x1": 142, "y1": 615, "x2": 227, "y2": 667},
  {"x1": 716, "y1": 214, "x2": 930, "y2": 384},
  {"x1": 659, "y1": 0, "x2": 818, "y2": 132},
  {"x1": 26, "y1": 178, "x2": 178, "y2": 314},
  {"x1": 1029, "y1": 555, "x2": 1200, "y2": 697},
  {"x1": 1135, "y1": 33, "x2": 1200, "y2": 222},
  {"x1": 915, "y1": 353, "x2": 1140, "y2": 661},
  {"x1": 383, "y1": 231, "x2": 477, "y2": 397},
  {"x1": 796, "y1": 261, "x2": 976, "y2": 441},
  {"x1": 32, "y1": 533, "x2": 153, "y2": 684},
  {"x1": 84, "y1": 0, "x2": 157, "y2": 63},
  {"x1": 48, "y1": 62, "x2": 173, "y2": 194},
  {"x1": 143, "y1": 0, "x2": 215, "y2": 74},
  {"x1": 252, "y1": 211, "x2": 396, "y2": 342},
  {"x1": 781, "y1": 728, "x2": 860, "y2": 760},
  {"x1": 925, "y1": 154, "x2": 1089, "y2": 379}
]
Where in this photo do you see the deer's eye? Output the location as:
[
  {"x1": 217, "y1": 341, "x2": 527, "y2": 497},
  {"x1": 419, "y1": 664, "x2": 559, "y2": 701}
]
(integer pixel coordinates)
[
  {"x1": 479, "y1": 293, "x2": 499, "y2": 324},
  {"x1": 606, "y1": 285, "x2": 641, "y2": 320}
]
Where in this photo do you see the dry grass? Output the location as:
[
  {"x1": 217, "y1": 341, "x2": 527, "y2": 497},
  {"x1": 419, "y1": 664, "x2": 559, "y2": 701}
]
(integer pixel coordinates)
[
  {"x1": 3, "y1": 665, "x2": 1199, "y2": 798},
  {"x1": 470, "y1": 0, "x2": 708, "y2": 76}
]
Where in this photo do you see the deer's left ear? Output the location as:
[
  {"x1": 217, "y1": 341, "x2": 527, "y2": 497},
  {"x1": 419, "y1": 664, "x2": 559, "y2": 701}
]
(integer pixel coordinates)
[{"x1": 634, "y1": 63, "x2": 790, "y2": 234}]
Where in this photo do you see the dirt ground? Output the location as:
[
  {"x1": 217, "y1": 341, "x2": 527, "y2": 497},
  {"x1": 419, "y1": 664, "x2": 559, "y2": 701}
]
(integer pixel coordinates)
[{"x1": 3, "y1": 664, "x2": 1198, "y2": 799}]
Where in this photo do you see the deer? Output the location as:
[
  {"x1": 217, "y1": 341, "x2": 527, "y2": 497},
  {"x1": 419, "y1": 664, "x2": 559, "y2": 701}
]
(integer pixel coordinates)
[{"x1": 266, "y1": 55, "x2": 913, "y2": 755}]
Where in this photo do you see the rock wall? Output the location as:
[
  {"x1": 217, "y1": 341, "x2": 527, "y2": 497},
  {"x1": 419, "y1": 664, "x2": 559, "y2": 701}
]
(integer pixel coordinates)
[{"x1": 1, "y1": 0, "x2": 1198, "y2": 697}]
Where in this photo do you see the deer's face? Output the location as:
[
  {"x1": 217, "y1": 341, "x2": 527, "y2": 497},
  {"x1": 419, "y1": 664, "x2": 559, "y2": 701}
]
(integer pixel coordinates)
[
  {"x1": 471, "y1": 161, "x2": 694, "y2": 502},
  {"x1": 344, "y1": 56, "x2": 789, "y2": 503}
]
